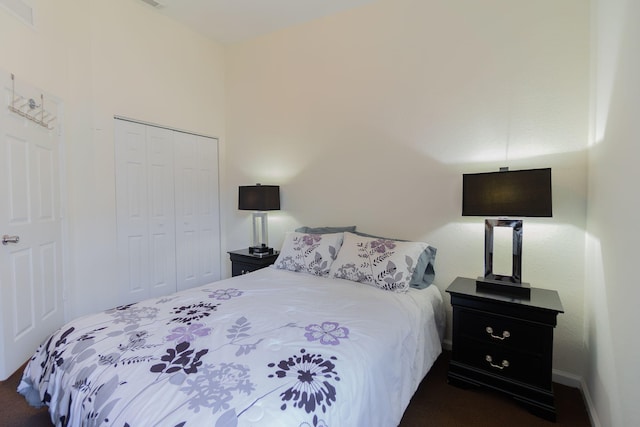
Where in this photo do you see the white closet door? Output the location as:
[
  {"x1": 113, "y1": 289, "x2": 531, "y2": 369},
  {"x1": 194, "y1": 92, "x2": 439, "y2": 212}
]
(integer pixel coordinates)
[
  {"x1": 174, "y1": 132, "x2": 220, "y2": 290},
  {"x1": 115, "y1": 120, "x2": 176, "y2": 302}
]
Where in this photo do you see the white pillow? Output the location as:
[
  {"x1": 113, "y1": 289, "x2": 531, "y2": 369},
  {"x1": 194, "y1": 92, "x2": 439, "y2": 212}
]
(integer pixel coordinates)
[
  {"x1": 273, "y1": 232, "x2": 344, "y2": 276},
  {"x1": 329, "y1": 232, "x2": 429, "y2": 292}
]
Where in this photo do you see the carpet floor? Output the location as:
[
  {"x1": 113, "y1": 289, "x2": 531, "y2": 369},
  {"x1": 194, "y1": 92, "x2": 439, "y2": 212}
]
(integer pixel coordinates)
[
  {"x1": 1, "y1": 351, "x2": 591, "y2": 426},
  {"x1": 399, "y1": 352, "x2": 591, "y2": 426}
]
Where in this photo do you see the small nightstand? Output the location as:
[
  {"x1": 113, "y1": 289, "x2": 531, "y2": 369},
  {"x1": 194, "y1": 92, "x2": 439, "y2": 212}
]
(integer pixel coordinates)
[
  {"x1": 228, "y1": 249, "x2": 279, "y2": 277},
  {"x1": 446, "y1": 276, "x2": 564, "y2": 421}
]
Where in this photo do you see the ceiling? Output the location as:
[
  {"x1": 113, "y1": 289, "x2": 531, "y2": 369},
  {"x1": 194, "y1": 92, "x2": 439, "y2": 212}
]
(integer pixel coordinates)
[{"x1": 141, "y1": 0, "x2": 379, "y2": 44}]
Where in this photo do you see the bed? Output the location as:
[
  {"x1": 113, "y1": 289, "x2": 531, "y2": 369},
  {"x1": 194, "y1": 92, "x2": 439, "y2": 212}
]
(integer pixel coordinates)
[{"x1": 18, "y1": 231, "x2": 444, "y2": 427}]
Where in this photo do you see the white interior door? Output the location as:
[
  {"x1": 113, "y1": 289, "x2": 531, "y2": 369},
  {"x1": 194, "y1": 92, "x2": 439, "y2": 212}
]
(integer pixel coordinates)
[{"x1": 0, "y1": 73, "x2": 64, "y2": 380}]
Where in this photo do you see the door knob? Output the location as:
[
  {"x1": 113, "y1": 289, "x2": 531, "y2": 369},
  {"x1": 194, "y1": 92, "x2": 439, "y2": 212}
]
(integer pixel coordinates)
[{"x1": 2, "y1": 235, "x2": 20, "y2": 245}]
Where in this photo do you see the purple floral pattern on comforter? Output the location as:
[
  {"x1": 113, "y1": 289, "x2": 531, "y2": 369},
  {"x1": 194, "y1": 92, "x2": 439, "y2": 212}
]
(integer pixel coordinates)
[
  {"x1": 18, "y1": 268, "x2": 442, "y2": 427},
  {"x1": 19, "y1": 286, "x2": 346, "y2": 427}
]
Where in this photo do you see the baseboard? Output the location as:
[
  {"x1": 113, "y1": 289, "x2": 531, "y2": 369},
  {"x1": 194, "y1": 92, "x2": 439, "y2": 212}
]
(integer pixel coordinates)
[
  {"x1": 442, "y1": 338, "x2": 452, "y2": 351},
  {"x1": 552, "y1": 369, "x2": 601, "y2": 427},
  {"x1": 552, "y1": 368, "x2": 581, "y2": 388}
]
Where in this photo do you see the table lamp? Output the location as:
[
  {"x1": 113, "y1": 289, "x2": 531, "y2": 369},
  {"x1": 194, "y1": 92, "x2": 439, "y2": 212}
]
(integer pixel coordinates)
[
  {"x1": 238, "y1": 184, "x2": 280, "y2": 255},
  {"x1": 462, "y1": 167, "x2": 552, "y2": 298}
]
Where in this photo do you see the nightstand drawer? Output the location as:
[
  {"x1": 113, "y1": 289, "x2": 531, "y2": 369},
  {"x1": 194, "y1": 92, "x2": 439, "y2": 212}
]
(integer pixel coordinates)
[
  {"x1": 456, "y1": 308, "x2": 549, "y2": 355},
  {"x1": 231, "y1": 261, "x2": 262, "y2": 276},
  {"x1": 228, "y1": 249, "x2": 279, "y2": 277},
  {"x1": 455, "y1": 339, "x2": 549, "y2": 388}
]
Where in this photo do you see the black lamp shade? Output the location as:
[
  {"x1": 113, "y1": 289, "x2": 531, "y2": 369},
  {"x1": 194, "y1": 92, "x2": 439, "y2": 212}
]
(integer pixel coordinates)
[
  {"x1": 238, "y1": 185, "x2": 280, "y2": 211},
  {"x1": 462, "y1": 168, "x2": 552, "y2": 217}
]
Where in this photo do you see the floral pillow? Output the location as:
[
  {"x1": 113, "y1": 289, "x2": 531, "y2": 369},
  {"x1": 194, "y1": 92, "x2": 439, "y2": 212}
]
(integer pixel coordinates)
[
  {"x1": 273, "y1": 232, "x2": 344, "y2": 276},
  {"x1": 329, "y1": 232, "x2": 429, "y2": 292},
  {"x1": 353, "y1": 231, "x2": 437, "y2": 289}
]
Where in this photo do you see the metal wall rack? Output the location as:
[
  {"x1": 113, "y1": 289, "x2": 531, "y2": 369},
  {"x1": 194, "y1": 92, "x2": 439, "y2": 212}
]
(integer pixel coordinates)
[{"x1": 7, "y1": 73, "x2": 56, "y2": 129}]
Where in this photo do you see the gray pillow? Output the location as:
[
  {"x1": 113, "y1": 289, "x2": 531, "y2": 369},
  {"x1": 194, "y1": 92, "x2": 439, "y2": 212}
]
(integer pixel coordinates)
[
  {"x1": 295, "y1": 225, "x2": 356, "y2": 234},
  {"x1": 353, "y1": 231, "x2": 437, "y2": 289}
]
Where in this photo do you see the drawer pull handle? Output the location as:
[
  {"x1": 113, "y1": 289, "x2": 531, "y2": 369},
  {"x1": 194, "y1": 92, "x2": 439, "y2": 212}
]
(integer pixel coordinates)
[
  {"x1": 485, "y1": 355, "x2": 509, "y2": 370},
  {"x1": 485, "y1": 326, "x2": 510, "y2": 340}
]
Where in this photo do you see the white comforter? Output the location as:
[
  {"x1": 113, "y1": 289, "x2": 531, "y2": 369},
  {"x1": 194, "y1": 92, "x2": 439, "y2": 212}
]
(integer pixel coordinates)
[{"x1": 19, "y1": 267, "x2": 444, "y2": 427}]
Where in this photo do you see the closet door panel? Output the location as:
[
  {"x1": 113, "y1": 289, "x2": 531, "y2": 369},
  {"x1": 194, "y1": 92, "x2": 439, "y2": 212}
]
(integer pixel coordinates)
[
  {"x1": 115, "y1": 121, "x2": 177, "y2": 302},
  {"x1": 174, "y1": 133, "x2": 220, "y2": 290},
  {"x1": 197, "y1": 136, "x2": 221, "y2": 285},
  {"x1": 174, "y1": 133, "x2": 199, "y2": 290},
  {"x1": 146, "y1": 126, "x2": 176, "y2": 297},
  {"x1": 115, "y1": 120, "x2": 149, "y2": 301}
]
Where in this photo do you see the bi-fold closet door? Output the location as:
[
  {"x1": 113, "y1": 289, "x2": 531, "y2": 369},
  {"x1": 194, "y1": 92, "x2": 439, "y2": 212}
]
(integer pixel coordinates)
[{"x1": 115, "y1": 118, "x2": 220, "y2": 304}]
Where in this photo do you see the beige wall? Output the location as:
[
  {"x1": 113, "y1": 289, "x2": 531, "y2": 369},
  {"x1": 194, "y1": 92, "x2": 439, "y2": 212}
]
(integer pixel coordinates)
[
  {"x1": 225, "y1": 0, "x2": 590, "y2": 379},
  {"x1": 1, "y1": 0, "x2": 607, "y2": 416},
  {"x1": 587, "y1": 0, "x2": 640, "y2": 425},
  {"x1": 0, "y1": 0, "x2": 226, "y2": 318}
]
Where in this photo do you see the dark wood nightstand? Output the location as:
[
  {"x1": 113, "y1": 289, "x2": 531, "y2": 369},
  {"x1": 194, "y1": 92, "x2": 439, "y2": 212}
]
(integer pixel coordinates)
[
  {"x1": 446, "y1": 276, "x2": 564, "y2": 421},
  {"x1": 228, "y1": 249, "x2": 279, "y2": 277}
]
